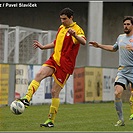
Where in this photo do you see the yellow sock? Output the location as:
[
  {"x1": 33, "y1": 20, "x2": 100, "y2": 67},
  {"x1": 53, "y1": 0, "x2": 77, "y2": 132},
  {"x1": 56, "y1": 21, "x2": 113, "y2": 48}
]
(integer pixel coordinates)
[
  {"x1": 48, "y1": 98, "x2": 60, "y2": 123},
  {"x1": 25, "y1": 80, "x2": 40, "y2": 101},
  {"x1": 130, "y1": 92, "x2": 133, "y2": 114}
]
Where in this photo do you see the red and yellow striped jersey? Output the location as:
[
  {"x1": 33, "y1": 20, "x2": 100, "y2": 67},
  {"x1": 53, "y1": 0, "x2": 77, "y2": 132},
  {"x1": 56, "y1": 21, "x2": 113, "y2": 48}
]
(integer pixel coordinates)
[{"x1": 52, "y1": 22, "x2": 86, "y2": 74}]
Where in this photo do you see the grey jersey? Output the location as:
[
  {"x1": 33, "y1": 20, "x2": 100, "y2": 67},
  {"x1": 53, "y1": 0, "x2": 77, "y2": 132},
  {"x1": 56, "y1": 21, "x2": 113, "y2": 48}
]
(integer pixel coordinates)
[
  {"x1": 113, "y1": 34, "x2": 133, "y2": 87},
  {"x1": 113, "y1": 34, "x2": 133, "y2": 66}
]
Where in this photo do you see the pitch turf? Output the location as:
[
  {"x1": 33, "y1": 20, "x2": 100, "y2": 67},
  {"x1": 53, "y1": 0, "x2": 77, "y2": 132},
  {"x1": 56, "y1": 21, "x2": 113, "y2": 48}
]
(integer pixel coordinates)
[{"x1": 0, "y1": 102, "x2": 133, "y2": 131}]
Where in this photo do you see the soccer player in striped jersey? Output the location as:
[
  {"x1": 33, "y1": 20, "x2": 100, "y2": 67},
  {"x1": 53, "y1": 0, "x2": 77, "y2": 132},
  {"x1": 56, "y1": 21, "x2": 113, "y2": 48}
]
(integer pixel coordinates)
[
  {"x1": 89, "y1": 16, "x2": 133, "y2": 126},
  {"x1": 19, "y1": 7, "x2": 86, "y2": 127}
]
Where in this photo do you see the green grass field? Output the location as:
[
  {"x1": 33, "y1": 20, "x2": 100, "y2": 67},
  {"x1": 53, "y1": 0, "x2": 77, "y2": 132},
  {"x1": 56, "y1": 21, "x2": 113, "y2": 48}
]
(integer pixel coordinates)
[{"x1": 0, "y1": 102, "x2": 133, "y2": 132}]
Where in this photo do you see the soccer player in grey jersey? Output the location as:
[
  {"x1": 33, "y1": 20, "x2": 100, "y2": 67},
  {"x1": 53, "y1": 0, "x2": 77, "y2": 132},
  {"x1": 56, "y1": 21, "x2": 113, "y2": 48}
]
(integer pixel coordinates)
[{"x1": 89, "y1": 16, "x2": 133, "y2": 126}]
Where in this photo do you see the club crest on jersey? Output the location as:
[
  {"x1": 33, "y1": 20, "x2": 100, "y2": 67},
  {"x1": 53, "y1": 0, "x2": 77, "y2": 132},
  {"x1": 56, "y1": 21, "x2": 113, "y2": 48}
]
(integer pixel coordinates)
[
  {"x1": 66, "y1": 32, "x2": 70, "y2": 36},
  {"x1": 58, "y1": 78, "x2": 62, "y2": 82}
]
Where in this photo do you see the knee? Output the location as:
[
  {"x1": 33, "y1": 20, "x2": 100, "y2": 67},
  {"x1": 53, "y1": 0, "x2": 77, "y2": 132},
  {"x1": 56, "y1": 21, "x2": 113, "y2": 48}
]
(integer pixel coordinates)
[
  {"x1": 114, "y1": 85, "x2": 123, "y2": 98},
  {"x1": 51, "y1": 82, "x2": 62, "y2": 98},
  {"x1": 51, "y1": 88, "x2": 61, "y2": 98},
  {"x1": 114, "y1": 91, "x2": 121, "y2": 98},
  {"x1": 51, "y1": 89, "x2": 57, "y2": 97}
]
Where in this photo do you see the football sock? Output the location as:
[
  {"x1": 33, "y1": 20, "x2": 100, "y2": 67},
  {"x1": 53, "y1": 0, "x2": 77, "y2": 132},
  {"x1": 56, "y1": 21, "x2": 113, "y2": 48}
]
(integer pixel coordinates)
[
  {"x1": 25, "y1": 80, "x2": 40, "y2": 102},
  {"x1": 129, "y1": 92, "x2": 133, "y2": 114},
  {"x1": 48, "y1": 98, "x2": 60, "y2": 123},
  {"x1": 114, "y1": 97, "x2": 124, "y2": 121}
]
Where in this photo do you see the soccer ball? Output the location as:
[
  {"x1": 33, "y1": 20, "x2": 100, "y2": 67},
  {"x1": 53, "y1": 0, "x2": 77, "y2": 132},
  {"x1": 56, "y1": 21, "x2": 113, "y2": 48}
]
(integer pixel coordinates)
[{"x1": 10, "y1": 100, "x2": 25, "y2": 115}]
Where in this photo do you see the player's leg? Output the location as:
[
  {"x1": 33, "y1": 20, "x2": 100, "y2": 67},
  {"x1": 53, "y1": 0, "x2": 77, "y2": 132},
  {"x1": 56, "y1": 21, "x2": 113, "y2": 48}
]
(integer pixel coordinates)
[
  {"x1": 114, "y1": 83, "x2": 125, "y2": 126},
  {"x1": 48, "y1": 83, "x2": 61, "y2": 123},
  {"x1": 40, "y1": 66, "x2": 69, "y2": 128},
  {"x1": 129, "y1": 83, "x2": 133, "y2": 120},
  {"x1": 19, "y1": 66, "x2": 54, "y2": 107},
  {"x1": 40, "y1": 81, "x2": 62, "y2": 128}
]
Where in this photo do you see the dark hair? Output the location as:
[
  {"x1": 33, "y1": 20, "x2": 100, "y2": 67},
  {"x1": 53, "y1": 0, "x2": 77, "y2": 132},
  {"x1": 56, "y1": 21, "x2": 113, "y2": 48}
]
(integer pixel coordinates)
[
  {"x1": 123, "y1": 16, "x2": 133, "y2": 25},
  {"x1": 59, "y1": 7, "x2": 74, "y2": 18}
]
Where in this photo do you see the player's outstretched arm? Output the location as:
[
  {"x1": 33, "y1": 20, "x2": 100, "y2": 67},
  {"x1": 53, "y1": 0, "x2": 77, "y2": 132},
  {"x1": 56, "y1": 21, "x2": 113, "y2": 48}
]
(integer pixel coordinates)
[
  {"x1": 33, "y1": 40, "x2": 54, "y2": 50},
  {"x1": 89, "y1": 41, "x2": 116, "y2": 52}
]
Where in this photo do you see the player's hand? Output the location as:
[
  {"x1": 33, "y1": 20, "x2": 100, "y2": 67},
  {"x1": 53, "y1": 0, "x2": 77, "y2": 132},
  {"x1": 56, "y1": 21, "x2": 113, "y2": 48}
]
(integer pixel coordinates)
[
  {"x1": 89, "y1": 41, "x2": 99, "y2": 48},
  {"x1": 126, "y1": 44, "x2": 133, "y2": 51},
  {"x1": 33, "y1": 40, "x2": 44, "y2": 50},
  {"x1": 68, "y1": 28, "x2": 76, "y2": 36}
]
